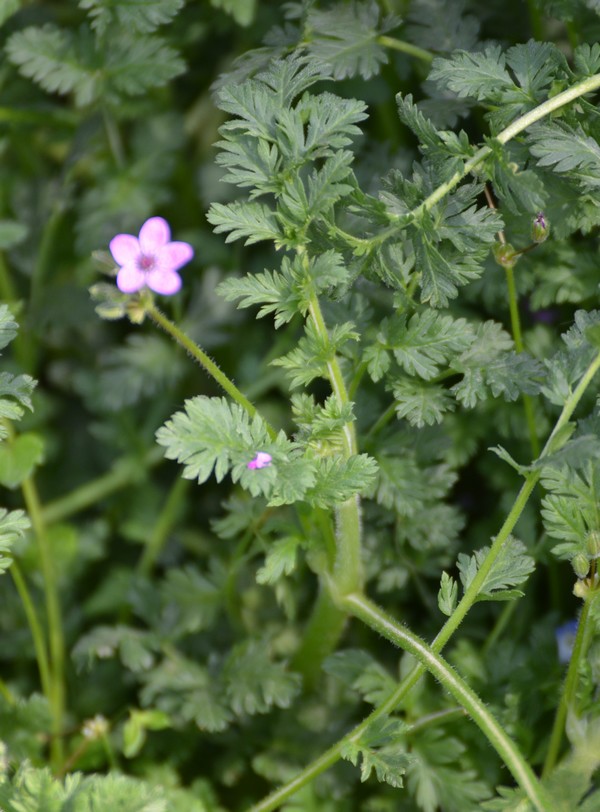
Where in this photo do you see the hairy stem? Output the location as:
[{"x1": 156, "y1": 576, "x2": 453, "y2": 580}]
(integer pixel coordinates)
[
  {"x1": 542, "y1": 591, "x2": 599, "y2": 777},
  {"x1": 146, "y1": 302, "x2": 277, "y2": 441},
  {"x1": 306, "y1": 292, "x2": 362, "y2": 597},
  {"x1": 342, "y1": 593, "x2": 554, "y2": 812},
  {"x1": 338, "y1": 72, "x2": 600, "y2": 252}
]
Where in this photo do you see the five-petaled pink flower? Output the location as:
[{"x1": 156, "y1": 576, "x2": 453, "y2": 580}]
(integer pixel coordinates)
[
  {"x1": 109, "y1": 217, "x2": 193, "y2": 295},
  {"x1": 247, "y1": 452, "x2": 272, "y2": 470}
]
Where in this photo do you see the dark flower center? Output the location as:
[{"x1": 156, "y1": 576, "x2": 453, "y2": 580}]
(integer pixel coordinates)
[{"x1": 137, "y1": 254, "x2": 155, "y2": 271}]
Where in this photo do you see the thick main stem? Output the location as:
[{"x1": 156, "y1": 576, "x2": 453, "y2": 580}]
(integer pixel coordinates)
[
  {"x1": 306, "y1": 292, "x2": 362, "y2": 598},
  {"x1": 342, "y1": 593, "x2": 554, "y2": 812}
]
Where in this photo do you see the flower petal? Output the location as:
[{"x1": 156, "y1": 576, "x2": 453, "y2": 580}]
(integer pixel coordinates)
[
  {"x1": 117, "y1": 264, "x2": 146, "y2": 293},
  {"x1": 109, "y1": 234, "x2": 140, "y2": 266},
  {"x1": 146, "y1": 268, "x2": 182, "y2": 295},
  {"x1": 157, "y1": 241, "x2": 194, "y2": 272},
  {"x1": 139, "y1": 217, "x2": 171, "y2": 252},
  {"x1": 247, "y1": 452, "x2": 272, "y2": 470}
]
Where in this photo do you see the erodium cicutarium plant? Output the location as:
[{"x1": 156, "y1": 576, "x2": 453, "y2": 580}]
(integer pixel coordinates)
[{"x1": 2, "y1": 2, "x2": 600, "y2": 811}]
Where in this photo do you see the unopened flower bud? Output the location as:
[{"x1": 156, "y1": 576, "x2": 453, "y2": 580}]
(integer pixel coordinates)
[
  {"x1": 531, "y1": 212, "x2": 550, "y2": 244},
  {"x1": 573, "y1": 579, "x2": 590, "y2": 599},
  {"x1": 572, "y1": 553, "x2": 590, "y2": 578},
  {"x1": 586, "y1": 529, "x2": 600, "y2": 559},
  {"x1": 493, "y1": 242, "x2": 518, "y2": 269}
]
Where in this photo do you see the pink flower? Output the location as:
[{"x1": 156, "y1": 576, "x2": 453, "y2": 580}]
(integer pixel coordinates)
[
  {"x1": 109, "y1": 217, "x2": 193, "y2": 295},
  {"x1": 247, "y1": 452, "x2": 272, "y2": 470}
]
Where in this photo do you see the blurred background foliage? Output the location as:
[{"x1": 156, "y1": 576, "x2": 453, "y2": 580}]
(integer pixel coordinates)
[{"x1": 0, "y1": 1, "x2": 600, "y2": 810}]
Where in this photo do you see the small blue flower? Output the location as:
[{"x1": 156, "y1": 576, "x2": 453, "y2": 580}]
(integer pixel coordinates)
[{"x1": 555, "y1": 619, "x2": 578, "y2": 664}]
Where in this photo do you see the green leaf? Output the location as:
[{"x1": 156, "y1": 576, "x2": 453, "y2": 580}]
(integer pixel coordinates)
[
  {"x1": 256, "y1": 536, "x2": 302, "y2": 585},
  {"x1": 308, "y1": 453, "x2": 379, "y2": 507},
  {"x1": 0, "y1": 373, "x2": 36, "y2": 437},
  {"x1": 438, "y1": 571, "x2": 458, "y2": 616},
  {"x1": 79, "y1": 0, "x2": 185, "y2": 35},
  {"x1": 0, "y1": 220, "x2": 28, "y2": 250},
  {"x1": 457, "y1": 536, "x2": 535, "y2": 601},
  {"x1": 123, "y1": 708, "x2": 170, "y2": 758},
  {"x1": 7, "y1": 25, "x2": 100, "y2": 107},
  {"x1": 392, "y1": 377, "x2": 455, "y2": 427},
  {"x1": 540, "y1": 460, "x2": 600, "y2": 558},
  {"x1": 140, "y1": 656, "x2": 232, "y2": 732},
  {"x1": 574, "y1": 42, "x2": 600, "y2": 76},
  {"x1": 207, "y1": 201, "x2": 283, "y2": 246},
  {"x1": 0, "y1": 509, "x2": 30, "y2": 575},
  {"x1": 0, "y1": 433, "x2": 45, "y2": 489},
  {"x1": 407, "y1": 729, "x2": 491, "y2": 812},
  {"x1": 210, "y1": 0, "x2": 257, "y2": 26},
  {"x1": 106, "y1": 34, "x2": 185, "y2": 97},
  {"x1": 0, "y1": 693, "x2": 51, "y2": 761},
  {"x1": 429, "y1": 45, "x2": 514, "y2": 102},
  {"x1": 324, "y1": 649, "x2": 396, "y2": 705},
  {"x1": 341, "y1": 717, "x2": 411, "y2": 788},
  {"x1": 272, "y1": 319, "x2": 358, "y2": 389},
  {"x1": 223, "y1": 639, "x2": 301, "y2": 716},
  {"x1": 218, "y1": 251, "x2": 349, "y2": 327},
  {"x1": 386, "y1": 311, "x2": 474, "y2": 381},
  {"x1": 161, "y1": 566, "x2": 222, "y2": 634},
  {"x1": 527, "y1": 121, "x2": 600, "y2": 191},
  {"x1": 0, "y1": 305, "x2": 19, "y2": 351},
  {"x1": 72, "y1": 625, "x2": 160, "y2": 673},
  {"x1": 156, "y1": 396, "x2": 316, "y2": 505},
  {"x1": 0, "y1": 0, "x2": 19, "y2": 27},
  {"x1": 485, "y1": 141, "x2": 547, "y2": 214},
  {"x1": 306, "y1": 0, "x2": 397, "y2": 80}
]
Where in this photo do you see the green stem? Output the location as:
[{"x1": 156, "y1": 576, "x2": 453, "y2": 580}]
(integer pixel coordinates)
[
  {"x1": 248, "y1": 349, "x2": 600, "y2": 810},
  {"x1": 365, "y1": 401, "x2": 397, "y2": 442},
  {"x1": 290, "y1": 587, "x2": 348, "y2": 691},
  {"x1": 42, "y1": 447, "x2": 164, "y2": 525},
  {"x1": 146, "y1": 302, "x2": 277, "y2": 441},
  {"x1": 377, "y1": 34, "x2": 434, "y2": 63},
  {"x1": 542, "y1": 592, "x2": 599, "y2": 777},
  {"x1": 21, "y1": 477, "x2": 65, "y2": 768},
  {"x1": 247, "y1": 700, "x2": 464, "y2": 812},
  {"x1": 137, "y1": 475, "x2": 189, "y2": 576},
  {"x1": 481, "y1": 600, "x2": 518, "y2": 657},
  {"x1": 526, "y1": 0, "x2": 544, "y2": 40},
  {"x1": 350, "y1": 73, "x2": 600, "y2": 251},
  {"x1": 504, "y1": 263, "x2": 540, "y2": 458},
  {"x1": 342, "y1": 593, "x2": 554, "y2": 812},
  {"x1": 306, "y1": 293, "x2": 362, "y2": 596},
  {"x1": 10, "y1": 560, "x2": 52, "y2": 704}
]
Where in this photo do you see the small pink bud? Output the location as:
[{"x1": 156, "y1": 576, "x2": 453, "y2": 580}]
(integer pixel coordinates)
[
  {"x1": 247, "y1": 452, "x2": 272, "y2": 470},
  {"x1": 532, "y1": 212, "x2": 550, "y2": 244}
]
